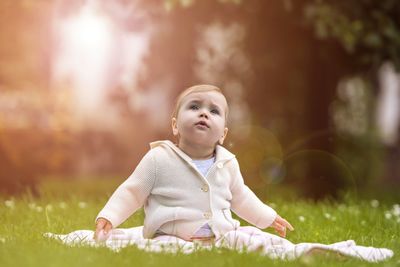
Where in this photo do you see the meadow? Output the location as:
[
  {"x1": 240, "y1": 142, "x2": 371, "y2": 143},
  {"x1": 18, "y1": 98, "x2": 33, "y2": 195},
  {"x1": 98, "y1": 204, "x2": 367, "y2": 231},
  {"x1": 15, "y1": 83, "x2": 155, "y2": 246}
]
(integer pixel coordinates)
[{"x1": 0, "y1": 178, "x2": 399, "y2": 267}]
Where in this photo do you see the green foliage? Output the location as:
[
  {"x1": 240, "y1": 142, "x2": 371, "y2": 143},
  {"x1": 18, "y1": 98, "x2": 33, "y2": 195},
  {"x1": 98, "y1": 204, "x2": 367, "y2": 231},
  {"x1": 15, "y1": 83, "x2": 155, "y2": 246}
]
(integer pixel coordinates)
[{"x1": 304, "y1": 0, "x2": 400, "y2": 70}]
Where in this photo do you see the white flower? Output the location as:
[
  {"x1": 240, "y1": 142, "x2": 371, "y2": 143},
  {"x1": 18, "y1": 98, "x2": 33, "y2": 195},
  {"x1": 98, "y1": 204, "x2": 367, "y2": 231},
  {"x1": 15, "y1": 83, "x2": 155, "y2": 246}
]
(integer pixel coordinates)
[
  {"x1": 36, "y1": 206, "x2": 43, "y2": 213},
  {"x1": 78, "y1": 202, "x2": 87, "y2": 209},
  {"x1": 0, "y1": 237, "x2": 5, "y2": 243},
  {"x1": 370, "y1": 199, "x2": 379, "y2": 208},
  {"x1": 385, "y1": 212, "x2": 392, "y2": 219},
  {"x1": 59, "y1": 202, "x2": 67, "y2": 209},
  {"x1": 298, "y1": 216, "x2": 305, "y2": 222},
  {"x1": 324, "y1": 213, "x2": 331, "y2": 219},
  {"x1": 392, "y1": 204, "x2": 400, "y2": 217},
  {"x1": 5, "y1": 200, "x2": 15, "y2": 209},
  {"x1": 28, "y1": 203, "x2": 36, "y2": 209}
]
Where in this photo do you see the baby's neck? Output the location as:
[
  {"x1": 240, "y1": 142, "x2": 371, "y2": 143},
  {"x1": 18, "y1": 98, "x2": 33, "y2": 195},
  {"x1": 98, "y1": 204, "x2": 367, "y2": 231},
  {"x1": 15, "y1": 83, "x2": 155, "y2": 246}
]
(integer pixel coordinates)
[{"x1": 177, "y1": 141, "x2": 216, "y2": 160}]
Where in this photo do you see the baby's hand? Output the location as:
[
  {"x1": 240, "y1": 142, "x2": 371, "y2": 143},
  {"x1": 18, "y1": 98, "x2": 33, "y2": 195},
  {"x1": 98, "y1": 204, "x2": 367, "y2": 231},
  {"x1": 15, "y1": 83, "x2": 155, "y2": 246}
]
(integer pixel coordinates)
[
  {"x1": 94, "y1": 217, "x2": 113, "y2": 242},
  {"x1": 271, "y1": 214, "x2": 294, "y2": 238}
]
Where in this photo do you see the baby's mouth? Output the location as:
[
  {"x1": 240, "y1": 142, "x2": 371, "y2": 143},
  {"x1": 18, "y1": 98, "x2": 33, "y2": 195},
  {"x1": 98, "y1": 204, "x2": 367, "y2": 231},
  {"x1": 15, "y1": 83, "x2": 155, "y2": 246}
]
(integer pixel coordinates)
[{"x1": 195, "y1": 121, "x2": 209, "y2": 128}]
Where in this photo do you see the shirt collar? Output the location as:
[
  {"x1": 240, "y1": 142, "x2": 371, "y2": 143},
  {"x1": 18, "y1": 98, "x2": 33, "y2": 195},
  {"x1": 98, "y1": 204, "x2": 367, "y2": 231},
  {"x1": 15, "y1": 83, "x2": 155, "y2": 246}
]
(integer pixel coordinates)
[{"x1": 149, "y1": 140, "x2": 236, "y2": 164}]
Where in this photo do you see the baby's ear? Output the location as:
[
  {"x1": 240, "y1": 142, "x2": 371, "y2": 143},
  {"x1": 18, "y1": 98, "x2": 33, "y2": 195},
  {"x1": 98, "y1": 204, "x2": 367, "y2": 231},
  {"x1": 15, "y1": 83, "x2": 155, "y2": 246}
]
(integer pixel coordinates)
[
  {"x1": 218, "y1": 127, "x2": 229, "y2": 145},
  {"x1": 171, "y1": 117, "x2": 179, "y2": 136}
]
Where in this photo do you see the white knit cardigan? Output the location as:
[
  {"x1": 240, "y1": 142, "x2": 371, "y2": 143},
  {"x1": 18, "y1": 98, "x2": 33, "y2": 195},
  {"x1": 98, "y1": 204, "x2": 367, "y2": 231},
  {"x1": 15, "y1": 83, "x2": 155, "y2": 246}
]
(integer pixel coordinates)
[{"x1": 96, "y1": 140, "x2": 277, "y2": 241}]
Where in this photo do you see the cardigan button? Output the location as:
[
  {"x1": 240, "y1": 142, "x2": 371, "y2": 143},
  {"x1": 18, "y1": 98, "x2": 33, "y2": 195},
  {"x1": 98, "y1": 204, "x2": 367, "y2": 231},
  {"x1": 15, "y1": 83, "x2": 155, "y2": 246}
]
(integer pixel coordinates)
[
  {"x1": 217, "y1": 163, "x2": 223, "y2": 169},
  {"x1": 203, "y1": 211, "x2": 212, "y2": 219},
  {"x1": 201, "y1": 184, "x2": 209, "y2": 192}
]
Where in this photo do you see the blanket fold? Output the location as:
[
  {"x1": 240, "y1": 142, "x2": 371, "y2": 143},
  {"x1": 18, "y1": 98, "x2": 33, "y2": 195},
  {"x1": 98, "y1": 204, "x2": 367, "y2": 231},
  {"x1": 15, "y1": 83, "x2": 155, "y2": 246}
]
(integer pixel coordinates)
[{"x1": 44, "y1": 226, "x2": 393, "y2": 263}]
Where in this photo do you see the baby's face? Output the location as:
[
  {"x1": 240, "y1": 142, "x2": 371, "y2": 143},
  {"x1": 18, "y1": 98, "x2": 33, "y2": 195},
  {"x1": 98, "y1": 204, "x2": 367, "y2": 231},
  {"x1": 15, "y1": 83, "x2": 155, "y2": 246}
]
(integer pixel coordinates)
[{"x1": 172, "y1": 91, "x2": 228, "y2": 148}]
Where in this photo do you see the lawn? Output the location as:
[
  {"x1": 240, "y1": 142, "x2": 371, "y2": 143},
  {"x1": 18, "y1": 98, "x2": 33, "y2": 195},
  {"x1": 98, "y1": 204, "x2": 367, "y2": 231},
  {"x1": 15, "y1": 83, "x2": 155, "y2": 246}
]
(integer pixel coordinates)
[{"x1": 0, "y1": 178, "x2": 399, "y2": 267}]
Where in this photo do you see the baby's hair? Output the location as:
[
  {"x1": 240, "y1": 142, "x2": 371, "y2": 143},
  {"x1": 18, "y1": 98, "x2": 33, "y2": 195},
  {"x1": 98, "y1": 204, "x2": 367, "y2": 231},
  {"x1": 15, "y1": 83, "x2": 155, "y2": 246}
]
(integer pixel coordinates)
[{"x1": 172, "y1": 84, "x2": 229, "y2": 124}]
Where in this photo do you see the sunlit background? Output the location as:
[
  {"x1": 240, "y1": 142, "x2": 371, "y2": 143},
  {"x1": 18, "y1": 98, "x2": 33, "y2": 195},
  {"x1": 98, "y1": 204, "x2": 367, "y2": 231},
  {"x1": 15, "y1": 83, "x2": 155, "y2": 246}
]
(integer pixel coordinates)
[{"x1": 1, "y1": 0, "x2": 399, "y2": 200}]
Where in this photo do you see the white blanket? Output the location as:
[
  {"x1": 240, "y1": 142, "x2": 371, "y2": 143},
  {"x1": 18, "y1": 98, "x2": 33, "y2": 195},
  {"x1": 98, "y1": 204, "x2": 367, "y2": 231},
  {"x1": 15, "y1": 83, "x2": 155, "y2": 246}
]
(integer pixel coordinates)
[{"x1": 44, "y1": 226, "x2": 393, "y2": 262}]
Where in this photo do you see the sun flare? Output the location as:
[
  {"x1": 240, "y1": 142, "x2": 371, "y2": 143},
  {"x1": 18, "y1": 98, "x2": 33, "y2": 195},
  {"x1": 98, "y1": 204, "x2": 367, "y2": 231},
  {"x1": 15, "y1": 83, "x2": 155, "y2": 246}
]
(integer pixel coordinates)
[{"x1": 55, "y1": 6, "x2": 113, "y2": 112}]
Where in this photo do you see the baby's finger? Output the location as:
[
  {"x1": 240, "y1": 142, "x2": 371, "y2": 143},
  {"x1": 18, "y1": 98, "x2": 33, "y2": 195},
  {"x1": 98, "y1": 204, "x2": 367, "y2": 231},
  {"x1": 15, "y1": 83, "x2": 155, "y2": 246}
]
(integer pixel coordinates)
[
  {"x1": 283, "y1": 219, "x2": 294, "y2": 231},
  {"x1": 103, "y1": 222, "x2": 112, "y2": 235},
  {"x1": 273, "y1": 222, "x2": 286, "y2": 237},
  {"x1": 94, "y1": 225, "x2": 105, "y2": 240},
  {"x1": 277, "y1": 216, "x2": 293, "y2": 231},
  {"x1": 93, "y1": 228, "x2": 102, "y2": 240},
  {"x1": 96, "y1": 219, "x2": 106, "y2": 230},
  {"x1": 273, "y1": 221, "x2": 284, "y2": 230},
  {"x1": 277, "y1": 227, "x2": 286, "y2": 237},
  {"x1": 281, "y1": 230, "x2": 286, "y2": 238},
  {"x1": 94, "y1": 220, "x2": 106, "y2": 240},
  {"x1": 93, "y1": 230, "x2": 99, "y2": 241}
]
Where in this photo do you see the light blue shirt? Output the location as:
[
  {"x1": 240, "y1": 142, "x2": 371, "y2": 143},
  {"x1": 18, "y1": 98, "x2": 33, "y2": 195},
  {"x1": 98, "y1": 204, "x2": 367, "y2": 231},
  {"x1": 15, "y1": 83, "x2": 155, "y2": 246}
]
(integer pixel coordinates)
[{"x1": 192, "y1": 156, "x2": 215, "y2": 177}]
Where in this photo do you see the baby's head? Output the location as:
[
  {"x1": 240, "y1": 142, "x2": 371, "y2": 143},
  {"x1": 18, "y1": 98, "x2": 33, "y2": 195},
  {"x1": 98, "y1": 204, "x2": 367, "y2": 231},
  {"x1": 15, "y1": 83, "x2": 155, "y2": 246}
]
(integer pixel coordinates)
[{"x1": 172, "y1": 84, "x2": 229, "y2": 147}]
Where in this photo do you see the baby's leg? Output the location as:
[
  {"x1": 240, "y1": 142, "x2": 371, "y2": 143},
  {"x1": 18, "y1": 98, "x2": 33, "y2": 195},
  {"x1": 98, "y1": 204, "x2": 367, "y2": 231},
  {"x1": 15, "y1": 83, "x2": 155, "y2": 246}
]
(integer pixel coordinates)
[{"x1": 217, "y1": 226, "x2": 295, "y2": 259}]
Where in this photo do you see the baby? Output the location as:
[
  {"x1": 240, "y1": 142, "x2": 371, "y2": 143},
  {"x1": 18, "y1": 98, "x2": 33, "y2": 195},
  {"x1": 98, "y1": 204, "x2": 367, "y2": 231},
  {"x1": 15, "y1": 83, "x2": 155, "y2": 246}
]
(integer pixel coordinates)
[{"x1": 94, "y1": 84, "x2": 293, "y2": 242}]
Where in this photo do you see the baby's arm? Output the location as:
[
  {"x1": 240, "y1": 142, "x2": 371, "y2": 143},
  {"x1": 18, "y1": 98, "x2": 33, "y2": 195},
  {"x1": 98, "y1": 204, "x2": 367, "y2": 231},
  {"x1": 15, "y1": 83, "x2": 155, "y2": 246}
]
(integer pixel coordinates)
[
  {"x1": 94, "y1": 149, "x2": 156, "y2": 238},
  {"x1": 229, "y1": 159, "x2": 293, "y2": 236}
]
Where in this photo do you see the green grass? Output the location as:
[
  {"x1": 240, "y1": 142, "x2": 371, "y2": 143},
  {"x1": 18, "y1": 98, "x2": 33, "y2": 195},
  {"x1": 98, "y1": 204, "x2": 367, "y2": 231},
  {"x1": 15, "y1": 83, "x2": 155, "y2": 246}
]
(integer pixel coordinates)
[{"x1": 0, "y1": 178, "x2": 399, "y2": 267}]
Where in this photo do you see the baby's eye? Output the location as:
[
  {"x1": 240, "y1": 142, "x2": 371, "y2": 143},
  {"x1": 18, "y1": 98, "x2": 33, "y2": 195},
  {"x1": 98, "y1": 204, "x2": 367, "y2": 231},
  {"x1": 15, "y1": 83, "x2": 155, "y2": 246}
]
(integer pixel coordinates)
[
  {"x1": 211, "y1": 109, "x2": 220, "y2": 115},
  {"x1": 189, "y1": 104, "x2": 199, "y2": 110}
]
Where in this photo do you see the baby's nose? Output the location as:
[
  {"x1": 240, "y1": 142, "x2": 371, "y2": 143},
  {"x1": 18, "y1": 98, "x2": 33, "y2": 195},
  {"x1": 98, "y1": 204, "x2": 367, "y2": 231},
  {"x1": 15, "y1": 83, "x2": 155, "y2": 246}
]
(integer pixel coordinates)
[{"x1": 200, "y1": 112, "x2": 208, "y2": 119}]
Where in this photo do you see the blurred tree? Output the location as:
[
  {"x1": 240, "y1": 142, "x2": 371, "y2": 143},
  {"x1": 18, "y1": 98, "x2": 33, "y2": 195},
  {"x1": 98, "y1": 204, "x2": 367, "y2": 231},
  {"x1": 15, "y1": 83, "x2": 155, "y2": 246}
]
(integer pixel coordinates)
[
  {"x1": 239, "y1": 0, "x2": 357, "y2": 199},
  {"x1": 304, "y1": 0, "x2": 400, "y2": 72},
  {"x1": 0, "y1": 130, "x2": 39, "y2": 196},
  {"x1": 0, "y1": 1, "x2": 67, "y2": 195},
  {"x1": 0, "y1": 0, "x2": 51, "y2": 91},
  {"x1": 304, "y1": 0, "x2": 400, "y2": 189}
]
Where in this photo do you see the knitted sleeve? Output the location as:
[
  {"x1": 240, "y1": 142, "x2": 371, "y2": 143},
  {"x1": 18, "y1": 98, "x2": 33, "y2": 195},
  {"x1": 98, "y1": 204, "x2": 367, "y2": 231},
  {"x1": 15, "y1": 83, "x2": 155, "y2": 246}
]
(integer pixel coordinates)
[
  {"x1": 96, "y1": 148, "x2": 156, "y2": 228},
  {"x1": 229, "y1": 158, "x2": 277, "y2": 229}
]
